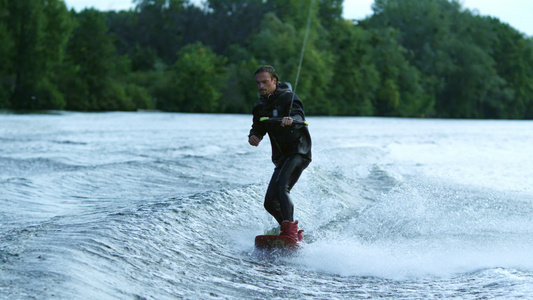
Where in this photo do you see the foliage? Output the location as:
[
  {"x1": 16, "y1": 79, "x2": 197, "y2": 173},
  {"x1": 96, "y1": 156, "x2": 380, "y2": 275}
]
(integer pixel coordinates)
[
  {"x1": 0, "y1": 0, "x2": 12, "y2": 106},
  {"x1": 5, "y1": 0, "x2": 73, "y2": 110},
  {"x1": 325, "y1": 21, "x2": 378, "y2": 116},
  {"x1": 1, "y1": 0, "x2": 532, "y2": 119},
  {"x1": 366, "y1": 0, "x2": 532, "y2": 118},
  {"x1": 61, "y1": 9, "x2": 150, "y2": 111},
  {"x1": 156, "y1": 42, "x2": 227, "y2": 112}
]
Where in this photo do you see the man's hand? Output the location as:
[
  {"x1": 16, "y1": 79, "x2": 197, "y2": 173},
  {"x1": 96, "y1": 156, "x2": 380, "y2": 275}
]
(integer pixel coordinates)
[
  {"x1": 248, "y1": 135, "x2": 262, "y2": 146},
  {"x1": 281, "y1": 117, "x2": 293, "y2": 127}
]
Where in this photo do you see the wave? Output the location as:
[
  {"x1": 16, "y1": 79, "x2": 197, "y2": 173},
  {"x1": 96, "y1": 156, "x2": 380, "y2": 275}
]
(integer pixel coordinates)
[
  {"x1": 292, "y1": 173, "x2": 533, "y2": 279},
  {"x1": 0, "y1": 156, "x2": 82, "y2": 178},
  {"x1": 3, "y1": 114, "x2": 533, "y2": 298}
]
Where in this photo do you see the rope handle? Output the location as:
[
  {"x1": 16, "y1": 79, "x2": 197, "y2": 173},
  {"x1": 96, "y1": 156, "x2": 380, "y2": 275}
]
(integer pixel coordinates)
[{"x1": 260, "y1": 117, "x2": 308, "y2": 126}]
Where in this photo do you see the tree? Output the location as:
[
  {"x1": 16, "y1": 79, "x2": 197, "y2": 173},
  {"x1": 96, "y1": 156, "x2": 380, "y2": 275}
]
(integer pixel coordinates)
[
  {"x1": 6, "y1": 0, "x2": 73, "y2": 110},
  {"x1": 204, "y1": 0, "x2": 268, "y2": 55},
  {"x1": 250, "y1": 0, "x2": 334, "y2": 115},
  {"x1": 62, "y1": 9, "x2": 133, "y2": 111},
  {"x1": 7, "y1": 0, "x2": 44, "y2": 109},
  {"x1": 156, "y1": 42, "x2": 227, "y2": 112},
  {"x1": 488, "y1": 17, "x2": 533, "y2": 118},
  {"x1": 325, "y1": 20, "x2": 378, "y2": 115},
  {"x1": 38, "y1": 0, "x2": 74, "y2": 109},
  {"x1": 365, "y1": 0, "x2": 524, "y2": 118},
  {"x1": 0, "y1": 0, "x2": 13, "y2": 107},
  {"x1": 219, "y1": 45, "x2": 260, "y2": 113},
  {"x1": 368, "y1": 0, "x2": 455, "y2": 116},
  {"x1": 318, "y1": 0, "x2": 343, "y2": 30},
  {"x1": 368, "y1": 28, "x2": 430, "y2": 117},
  {"x1": 132, "y1": 0, "x2": 189, "y2": 65},
  {"x1": 2, "y1": 0, "x2": 532, "y2": 118}
]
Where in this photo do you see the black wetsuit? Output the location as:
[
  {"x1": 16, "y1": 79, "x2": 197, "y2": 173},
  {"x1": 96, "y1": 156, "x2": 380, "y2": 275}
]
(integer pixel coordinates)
[{"x1": 249, "y1": 82, "x2": 312, "y2": 224}]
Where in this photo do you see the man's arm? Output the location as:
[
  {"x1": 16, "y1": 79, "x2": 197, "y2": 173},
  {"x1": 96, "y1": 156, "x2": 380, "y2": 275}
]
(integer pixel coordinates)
[
  {"x1": 281, "y1": 92, "x2": 305, "y2": 125},
  {"x1": 249, "y1": 104, "x2": 266, "y2": 146}
]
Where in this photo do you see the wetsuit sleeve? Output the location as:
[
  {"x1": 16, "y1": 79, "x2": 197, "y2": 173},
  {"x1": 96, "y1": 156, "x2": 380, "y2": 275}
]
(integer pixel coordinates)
[
  {"x1": 290, "y1": 99, "x2": 305, "y2": 123},
  {"x1": 249, "y1": 104, "x2": 267, "y2": 138},
  {"x1": 281, "y1": 92, "x2": 306, "y2": 123}
]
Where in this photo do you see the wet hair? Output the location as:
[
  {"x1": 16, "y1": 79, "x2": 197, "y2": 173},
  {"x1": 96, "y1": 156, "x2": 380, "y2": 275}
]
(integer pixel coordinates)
[{"x1": 255, "y1": 65, "x2": 279, "y2": 82}]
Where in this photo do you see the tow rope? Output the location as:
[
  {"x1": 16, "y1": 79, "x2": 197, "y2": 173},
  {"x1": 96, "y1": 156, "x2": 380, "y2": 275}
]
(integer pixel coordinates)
[
  {"x1": 289, "y1": 0, "x2": 315, "y2": 117},
  {"x1": 262, "y1": 0, "x2": 315, "y2": 126}
]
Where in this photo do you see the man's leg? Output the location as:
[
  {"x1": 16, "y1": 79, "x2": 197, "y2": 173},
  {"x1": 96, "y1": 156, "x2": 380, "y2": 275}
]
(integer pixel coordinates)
[
  {"x1": 276, "y1": 155, "x2": 310, "y2": 222},
  {"x1": 264, "y1": 167, "x2": 283, "y2": 224}
]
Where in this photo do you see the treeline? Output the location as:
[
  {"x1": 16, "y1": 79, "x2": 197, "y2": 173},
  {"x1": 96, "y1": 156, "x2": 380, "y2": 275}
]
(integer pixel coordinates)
[{"x1": 1, "y1": 0, "x2": 532, "y2": 118}]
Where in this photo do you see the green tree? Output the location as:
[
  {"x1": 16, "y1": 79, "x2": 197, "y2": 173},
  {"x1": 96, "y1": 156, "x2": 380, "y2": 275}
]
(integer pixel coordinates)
[
  {"x1": 38, "y1": 0, "x2": 74, "y2": 109},
  {"x1": 249, "y1": 12, "x2": 301, "y2": 89},
  {"x1": 3, "y1": 0, "x2": 530, "y2": 118},
  {"x1": 436, "y1": 10, "x2": 508, "y2": 118},
  {"x1": 250, "y1": 1, "x2": 334, "y2": 115},
  {"x1": 62, "y1": 9, "x2": 133, "y2": 111},
  {"x1": 368, "y1": 0, "x2": 456, "y2": 116},
  {"x1": 325, "y1": 20, "x2": 378, "y2": 115},
  {"x1": 219, "y1": 45, "x2": 260, "y2": 113},
  {"x1": 369, "y1": 28, "x2": 432, "y2": 117},
  {"x1": 7, "y1": 0, "x2": 44, "y2": 109},
  {"x1": 204, "y1": 0, "x2": 268, "y2": 55},
  {"x1": 7, "y1": 0, "x2": 72, "y2": 110},
  {"x1": 156, "y1": 42, "x2": 227, "y2": 112},
  {"x1": 318, "y1": 0, "x2": 343, "y2": 30},
  {"x1": 0, "y1": 0, "x2": 13, "y2": 107},
  {"x1": 366, "y1": 0, "x2": 521, "y2": 118},
  {"x1": 131, "y1": 0, "x2": 189, "y2": 65},
  {"x1": 488, "y1": 17, "x2": 533, "y2": 118}
]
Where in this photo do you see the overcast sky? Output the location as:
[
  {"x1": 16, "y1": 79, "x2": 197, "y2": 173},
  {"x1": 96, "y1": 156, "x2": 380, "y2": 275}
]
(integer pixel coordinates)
[{"x1": 64, "y1": 0, "x2": 533, "y2": 36}]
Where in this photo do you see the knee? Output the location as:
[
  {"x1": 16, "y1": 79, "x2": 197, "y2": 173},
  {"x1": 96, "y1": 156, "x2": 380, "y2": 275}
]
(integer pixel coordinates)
[
  {"x1": 263, "y1": 200, "x2": 272, "y2": 211},
  {"x1": 277, "y1": 182, "x2": 290, "y2": 194},
  {"x1": 264, "y1": 199, "x2": 280, "y2": 213},
  {"x1": 264, "y1": 193, "x2": 276, "y2": 210}
]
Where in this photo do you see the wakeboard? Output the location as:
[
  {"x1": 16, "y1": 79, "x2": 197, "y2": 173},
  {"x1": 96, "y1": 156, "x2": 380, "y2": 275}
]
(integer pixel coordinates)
[{"x1": 255, "y1": 235, "x2": 299, "y2": 250}]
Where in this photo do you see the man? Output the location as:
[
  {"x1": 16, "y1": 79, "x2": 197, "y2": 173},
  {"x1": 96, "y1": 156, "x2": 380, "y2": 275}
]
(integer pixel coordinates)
[{"x1": 248, "y1": 65, "x2": 312, "y2": 243}]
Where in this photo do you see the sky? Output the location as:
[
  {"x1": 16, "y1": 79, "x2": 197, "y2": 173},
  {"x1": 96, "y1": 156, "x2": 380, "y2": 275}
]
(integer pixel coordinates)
[{"x1": 64, "y1": 0, "x2": 533, "y2": 36}]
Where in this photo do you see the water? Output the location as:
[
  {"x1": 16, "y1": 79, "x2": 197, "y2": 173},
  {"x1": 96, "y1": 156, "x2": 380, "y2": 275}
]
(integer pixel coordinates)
[{"x1": 1, "y1": 112, "x2": 533, "y2": 299}]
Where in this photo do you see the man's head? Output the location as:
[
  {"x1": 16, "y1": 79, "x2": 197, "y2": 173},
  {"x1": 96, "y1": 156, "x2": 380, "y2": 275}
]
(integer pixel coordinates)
[{"x1": 255, "y1": 65, "x2": 278, "y2": 97}]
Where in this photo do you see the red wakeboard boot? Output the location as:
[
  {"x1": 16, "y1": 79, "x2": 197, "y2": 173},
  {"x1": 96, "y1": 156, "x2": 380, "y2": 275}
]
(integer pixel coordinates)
[
  {"x1": 280, "y1": 220, "x2": 300, "y2": 243},
  {"x1": 297, "y1": 229, "x2": 304, "y2": 242},
  {"x1": 294, "y1": 220, "x2": 304, "y2": 241}
]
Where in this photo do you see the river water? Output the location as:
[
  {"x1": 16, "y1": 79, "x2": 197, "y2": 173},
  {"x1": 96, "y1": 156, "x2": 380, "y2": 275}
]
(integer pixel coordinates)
[{"x1": 1, "y1": 112, "x2": 533, "y2": 299}]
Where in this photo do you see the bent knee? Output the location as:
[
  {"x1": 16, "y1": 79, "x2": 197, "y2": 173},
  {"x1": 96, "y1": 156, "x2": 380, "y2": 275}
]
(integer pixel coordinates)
[{"x1": 277, "y1": 182, "x2": 290, "y2": 194}]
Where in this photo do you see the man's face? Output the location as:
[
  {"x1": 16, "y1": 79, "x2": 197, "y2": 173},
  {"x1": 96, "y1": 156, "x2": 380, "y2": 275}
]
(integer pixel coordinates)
[{"x1": 255, "y1": 72, "x2": 277, "y2": 97}]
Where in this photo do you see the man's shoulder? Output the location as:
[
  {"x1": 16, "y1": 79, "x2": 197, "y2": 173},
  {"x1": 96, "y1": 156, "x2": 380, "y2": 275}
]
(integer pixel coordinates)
[
  {"x1": 276, "y1": 82, "x2": 293, "y2": 97},
  {"x1": 277, "y1": 82, "x2": 293, "y2": 92},
  {"x1": 275, "y1": 89, "x2": 298, "y2": 103},
  {"x1": 275, "y1": 85, "x2": 295, "y2": 101},
  {"x1": 252, "y1": 98, "x2": 266, "y2": 113}
]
